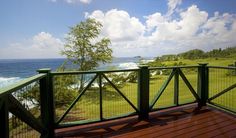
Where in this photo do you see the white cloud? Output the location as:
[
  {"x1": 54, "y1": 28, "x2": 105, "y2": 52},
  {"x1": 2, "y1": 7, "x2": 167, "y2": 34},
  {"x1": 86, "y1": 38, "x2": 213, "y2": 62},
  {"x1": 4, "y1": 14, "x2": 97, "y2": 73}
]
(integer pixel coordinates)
[
  {"x1": 87, "y1": 9, "x2": 145, "y2": 42},
  {"x1": 86, "y1": 4, "x2": 236, "y2": 57},
  {"x1": 166, "y1": 0, "x2": 182, "y2": 17},
  {"x1": 0, "y1": 32, "x2": 63, "y2": 59}
]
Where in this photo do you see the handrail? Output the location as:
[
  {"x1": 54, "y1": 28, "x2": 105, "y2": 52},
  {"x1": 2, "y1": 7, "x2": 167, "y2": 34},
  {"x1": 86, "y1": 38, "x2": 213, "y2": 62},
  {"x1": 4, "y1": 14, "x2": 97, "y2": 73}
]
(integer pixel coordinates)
[
  {"x1": 51, "y1": 68, "x2": 139, "y2": 75},
  {"x1": 0, "y1": 74, "x2": 46, "y2": 97},
  {"x1": 207, "y1": 66, "x2": 236, "y2": 69},
  {"x1": 51, "y1": 65, "x2": 202, "y2": 75},
  {"x1": 149, "y1": 65, "x2": 199, "y2": 70}
]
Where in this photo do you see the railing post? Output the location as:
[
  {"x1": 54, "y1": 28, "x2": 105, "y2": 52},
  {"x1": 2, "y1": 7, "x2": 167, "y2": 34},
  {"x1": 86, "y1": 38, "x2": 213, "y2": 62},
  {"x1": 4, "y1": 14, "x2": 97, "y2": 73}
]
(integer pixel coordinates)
[
  {"x1": 138, "y1": 65, "x2": 149, "y2": 120},
  {"x1": 234, "y1": 62, "x2": 236, "y2": 75},
  {"x1": 98, "y1": 73, "x2": 103, "y2": 121},
  {"x1": 0, "y1": 96, "x2": 9, "y2": 138},
  {"x1": 174, "y1": 68, "x2": 179, "y2": 106},
  {"x1": 197, "y1": 63, "x2": 209, "y2": 107},
  {"x1": 38, "y1": 68, "x2": 55, "y2": 138}
]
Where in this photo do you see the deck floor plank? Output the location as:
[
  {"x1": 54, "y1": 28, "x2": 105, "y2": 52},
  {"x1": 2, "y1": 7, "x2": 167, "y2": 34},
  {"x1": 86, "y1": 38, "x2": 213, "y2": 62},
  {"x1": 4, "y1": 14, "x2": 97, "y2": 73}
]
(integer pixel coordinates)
[{"x1": 55, "y1": 106, "x2": 236, "y2": 138}]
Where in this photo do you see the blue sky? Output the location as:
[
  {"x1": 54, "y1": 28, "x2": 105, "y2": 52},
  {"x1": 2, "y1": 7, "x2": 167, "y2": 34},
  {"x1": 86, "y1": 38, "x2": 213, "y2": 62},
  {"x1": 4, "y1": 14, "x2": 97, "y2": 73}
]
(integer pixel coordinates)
[{"x1": 1, "y1": 0, "x2": 236, "y2": 59}]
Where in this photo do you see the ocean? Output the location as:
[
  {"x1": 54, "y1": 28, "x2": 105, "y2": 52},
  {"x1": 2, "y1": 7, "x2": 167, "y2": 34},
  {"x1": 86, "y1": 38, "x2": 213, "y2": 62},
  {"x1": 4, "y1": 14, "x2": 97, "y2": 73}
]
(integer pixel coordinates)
[{"x1": 0, "y1": 57, "x2": 153, "y2": 88}]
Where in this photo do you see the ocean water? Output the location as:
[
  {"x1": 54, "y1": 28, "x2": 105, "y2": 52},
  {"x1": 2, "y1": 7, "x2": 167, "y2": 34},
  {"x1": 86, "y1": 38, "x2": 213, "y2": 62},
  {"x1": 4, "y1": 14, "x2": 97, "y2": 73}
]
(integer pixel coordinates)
[{"x1": 0, "y1": 57, "x2": 153, "y2": 88}]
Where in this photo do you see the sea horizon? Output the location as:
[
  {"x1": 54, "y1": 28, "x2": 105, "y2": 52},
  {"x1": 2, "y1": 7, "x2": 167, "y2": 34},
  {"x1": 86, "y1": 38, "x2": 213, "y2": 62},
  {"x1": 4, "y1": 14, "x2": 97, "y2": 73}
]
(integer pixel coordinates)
[{"x1": 0, "y1": 57, "x2": 154, "y2": 88}]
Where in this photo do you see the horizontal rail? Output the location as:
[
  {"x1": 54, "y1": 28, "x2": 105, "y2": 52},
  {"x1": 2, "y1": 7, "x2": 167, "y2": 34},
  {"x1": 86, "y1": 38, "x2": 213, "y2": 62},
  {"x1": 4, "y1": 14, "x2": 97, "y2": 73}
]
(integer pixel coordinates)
[
  {"x1": 208, "y1": 66, "x2": 236, "y2": 69},
  {"x1": 0, "y1": 74, "x2": 46, "y2": 97},
  {"x1": 56, "y1": 112, "x2": 137, "y2": 129},
  {"x1": 151, "y1": 102, "x2": 197, "y2": 112},
  {"x1": 149, "y1": 65, "x2": 199, "y2": 70},
  {"x1": 51, "y1": 69, "x2": 139, "y2": 75},
  {"x1": 207, "y1": 102, "x2": 236, "y2": 116}
]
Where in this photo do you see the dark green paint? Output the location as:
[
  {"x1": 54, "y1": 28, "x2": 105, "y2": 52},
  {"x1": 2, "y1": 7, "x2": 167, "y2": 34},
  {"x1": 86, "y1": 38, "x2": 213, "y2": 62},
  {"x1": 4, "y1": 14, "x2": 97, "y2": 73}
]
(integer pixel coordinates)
[
  {"x1": 197, "y1": 63, "x2": 209, "y2": 107},
  {"x1": 8, "y1": 95, "x2": 46, "y2": 134},
  {"x1": 138, "y1": 65, "x2": 150, "y2": 120},
  {"x1": 38, "y1": 69, "x2": 55, "y2": 138},
  {"x1": 174, "y1": 68, "x2": 179, "y2": 106},
  {"x1": 0, "y1": 96, "x2": 9, "y2": 138}
]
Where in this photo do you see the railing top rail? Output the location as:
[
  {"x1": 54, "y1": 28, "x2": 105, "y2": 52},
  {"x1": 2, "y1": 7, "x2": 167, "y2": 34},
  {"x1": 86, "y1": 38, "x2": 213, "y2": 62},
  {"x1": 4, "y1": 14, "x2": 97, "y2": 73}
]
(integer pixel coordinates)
[
  {"x1": 51, "y1": 68, "x2": 139, "y2": 75},
  {"x1": 0, "y1": 74, "x2": 46, "y2": 97},
  {"x1": 207, "y1": 66, "x2": 236, "y2": 69},
  {"x1": 149, "y1": 65, "x2": 200, "y2": 70}
]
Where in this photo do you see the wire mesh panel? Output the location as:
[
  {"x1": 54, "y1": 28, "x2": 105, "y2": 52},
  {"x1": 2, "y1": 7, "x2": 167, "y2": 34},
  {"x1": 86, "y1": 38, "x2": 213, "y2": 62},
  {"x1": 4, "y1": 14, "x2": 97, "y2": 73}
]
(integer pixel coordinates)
[
  {"x1": 9, "y1": 81, "x2": 41, "y2": 137},
  {"x1": 102, "y1": 71, "x2": 138, "y2": 119},
  {"x1": 9, "y1": 113, "x2": 40, "y2": 138},
  {"x1": 179, "y1": 67, "x2": 198, "y2": 104},
  {"x1": 209, "y1": 67, "x2": 236, "y2": 112},
  {"x1": 53, "y1": 73, "x2": 100, "y2": 125},
  {"x1": 53, "y1": 70, "x2": 138, "y2": 126},
  {"x1": 149, "y1": 67, "x2": 199, "y2": 110},
  {"x1": 149, "y1": 68, "x2": 175, "y2": 109},
  {"x1": 12, "y1": 82, "x2": 41, "y2": 118}
]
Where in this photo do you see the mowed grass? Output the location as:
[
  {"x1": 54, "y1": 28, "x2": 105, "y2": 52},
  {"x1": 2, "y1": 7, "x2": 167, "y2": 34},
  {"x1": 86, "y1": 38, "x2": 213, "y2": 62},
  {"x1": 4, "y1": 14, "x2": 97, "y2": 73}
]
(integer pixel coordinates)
[
  {"x1": 55, "y1": 66, "x2": 236, "y2": 125},
  {"x1": 162, "y1": 57, "x2": 235, "y2": 66}
]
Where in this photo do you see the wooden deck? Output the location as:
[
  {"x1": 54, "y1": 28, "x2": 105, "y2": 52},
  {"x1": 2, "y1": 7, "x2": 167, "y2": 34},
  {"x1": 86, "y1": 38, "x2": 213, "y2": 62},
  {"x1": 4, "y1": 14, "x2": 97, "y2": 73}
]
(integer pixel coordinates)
[{"x1": 55, "y1": 105, "x2": 236, "y2": 138}]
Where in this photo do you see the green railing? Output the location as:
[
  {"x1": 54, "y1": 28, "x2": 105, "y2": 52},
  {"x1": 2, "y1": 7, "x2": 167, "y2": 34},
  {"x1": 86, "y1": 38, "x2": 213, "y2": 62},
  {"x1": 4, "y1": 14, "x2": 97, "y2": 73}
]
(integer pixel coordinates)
[
  {"x1": 51, "y1": 69, "x2": 139, "y2": 127},
  {"x1": 0, "y1": 69, "x2": 52, "y2": 138},
  {"x1": 0, "y1": 64, "x2": 235, "y2": 138},
  {"x1": 149, "y1": 66, "x2": 200, "y2": 111},
  {"x1": 207, "y1": 66, "x2": 236, "y2": 113}
]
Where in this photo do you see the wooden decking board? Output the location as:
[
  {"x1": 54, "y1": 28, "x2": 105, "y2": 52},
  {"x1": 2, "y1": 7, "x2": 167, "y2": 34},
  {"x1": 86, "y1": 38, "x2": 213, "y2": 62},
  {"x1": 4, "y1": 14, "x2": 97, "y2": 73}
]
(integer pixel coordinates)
[
  {"x1": 55, "y1": 106, "x2": 236, "y2": 138},
  {"x1": 110, "y1": 109, "x2": 218, "y2": 138},
  {"x1": 194, "y1": 124, "x2": 236, "y2": 138},
  {"x1": 164, "y1": 118, "x2": 234, "y2": 138},
  {"x1": 135, "y1": 114, "x2": 230, "y2": 138}
]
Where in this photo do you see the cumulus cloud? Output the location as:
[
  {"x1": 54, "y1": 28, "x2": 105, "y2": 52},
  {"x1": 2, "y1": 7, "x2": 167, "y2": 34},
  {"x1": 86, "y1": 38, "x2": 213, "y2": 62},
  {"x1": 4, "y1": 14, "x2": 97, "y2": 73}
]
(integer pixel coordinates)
[
  {"x1": 0, "y1": 32, "x2": 63, "y2": 59},
  {"x1": 87, "y1": 9, "x2": 145, "y2": 42},
  {"x1": 86, "y1": 2, "x2": 236, "y2": 57}
]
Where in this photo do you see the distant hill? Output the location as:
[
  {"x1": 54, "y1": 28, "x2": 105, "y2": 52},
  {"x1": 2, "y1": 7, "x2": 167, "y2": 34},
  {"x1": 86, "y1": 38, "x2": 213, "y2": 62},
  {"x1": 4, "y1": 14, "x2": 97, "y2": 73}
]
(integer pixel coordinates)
[
  {"x1": 147, "y1": 46, "x2": 236, "y2": 67},
  {"x1": 155, "y1": 46, "x2": 236, "y2": 61}
]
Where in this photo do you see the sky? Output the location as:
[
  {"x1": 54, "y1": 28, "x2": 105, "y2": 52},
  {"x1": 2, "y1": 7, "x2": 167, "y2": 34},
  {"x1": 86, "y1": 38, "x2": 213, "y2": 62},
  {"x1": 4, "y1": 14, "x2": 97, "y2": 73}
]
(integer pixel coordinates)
[{"x1": 1, "y1": 0, "x2": 236, "y2": 59}]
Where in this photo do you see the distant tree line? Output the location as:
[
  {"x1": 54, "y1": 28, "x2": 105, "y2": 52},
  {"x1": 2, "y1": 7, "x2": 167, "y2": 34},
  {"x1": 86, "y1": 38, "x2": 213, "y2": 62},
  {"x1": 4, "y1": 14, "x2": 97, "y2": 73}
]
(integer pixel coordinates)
[{"x1": 154, "y1": 46, "x2": 236, "y2": 61}]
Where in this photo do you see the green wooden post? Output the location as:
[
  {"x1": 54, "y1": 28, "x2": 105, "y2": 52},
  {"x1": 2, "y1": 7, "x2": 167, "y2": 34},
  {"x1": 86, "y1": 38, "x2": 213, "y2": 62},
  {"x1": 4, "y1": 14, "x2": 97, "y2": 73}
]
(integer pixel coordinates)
[
  {"x1": 197, "y1": 63, "x2": 209, "y2": 107},
  {"x1": 174, "y1": 68, "x2": 179, "y2": 106},
  {"x1": 138, "y1": 65, "x2": 149, "y2": 120},
  {"x1": 38, "y1": 69, "x2": 55, "y2": 138},
  {"x1": 98, "y1": 73, "x2": 103, "y2": 121},
  {"x1": 0, "y1": 96, "x2": 9, "y2": 138},
  {"x1": 234, "y1": 62, "x2": 236, "y2": 75}
]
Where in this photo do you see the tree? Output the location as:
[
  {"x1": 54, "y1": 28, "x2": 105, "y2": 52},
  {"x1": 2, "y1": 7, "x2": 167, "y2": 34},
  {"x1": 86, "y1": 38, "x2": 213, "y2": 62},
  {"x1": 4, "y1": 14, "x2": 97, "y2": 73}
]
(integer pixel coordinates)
[
  {"x1": 179, "y1": 49, "x2": 205, "y2": 59},
  {"x1": 61, "y1": 18, "x2": 112, "y2": 91},
  {"x1": 19, "y1": 65, "x2": 78, "y2": 108}
]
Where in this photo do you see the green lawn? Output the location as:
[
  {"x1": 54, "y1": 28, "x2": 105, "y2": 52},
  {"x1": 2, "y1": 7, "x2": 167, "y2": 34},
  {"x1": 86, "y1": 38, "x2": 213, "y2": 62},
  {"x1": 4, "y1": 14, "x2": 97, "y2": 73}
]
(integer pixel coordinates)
[{"x1": 161, "y1": 57, "x2": 235, "y2": 66}]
